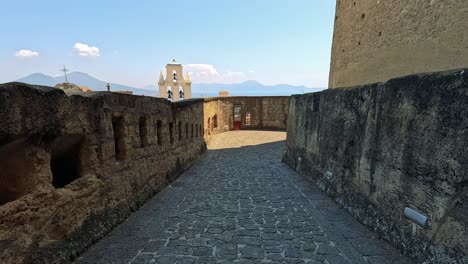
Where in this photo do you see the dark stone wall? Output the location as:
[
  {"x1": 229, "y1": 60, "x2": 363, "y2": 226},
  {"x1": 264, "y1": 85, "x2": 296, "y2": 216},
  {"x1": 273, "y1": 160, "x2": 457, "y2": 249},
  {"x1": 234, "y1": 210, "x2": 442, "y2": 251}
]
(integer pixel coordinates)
[{"x1": 284, "y1": 69, "x2": 468, "y2": 263}]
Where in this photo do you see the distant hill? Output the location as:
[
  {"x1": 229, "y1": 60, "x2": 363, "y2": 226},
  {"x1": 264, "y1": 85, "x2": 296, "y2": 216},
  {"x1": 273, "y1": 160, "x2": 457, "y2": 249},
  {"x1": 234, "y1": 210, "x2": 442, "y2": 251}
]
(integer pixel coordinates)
[
  {"x1": 16, "y1": 73, "x2": 57, "y2": 87},
  {"x1": 16, "y1": 72, "x2": 158, "y2": 96},
  {"x1": 191, "y1": 80, "x2": 324, "y2": 96},
  {"x1": 15, "y1": 72, "x2": 325, "y2": 97}
]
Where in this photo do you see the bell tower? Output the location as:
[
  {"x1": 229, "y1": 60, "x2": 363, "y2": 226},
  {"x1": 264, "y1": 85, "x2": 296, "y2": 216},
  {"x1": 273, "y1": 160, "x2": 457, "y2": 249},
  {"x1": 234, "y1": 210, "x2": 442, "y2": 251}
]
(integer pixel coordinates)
[{"x1": 158, "y1": 59, "x2": 192, "y2": 102}]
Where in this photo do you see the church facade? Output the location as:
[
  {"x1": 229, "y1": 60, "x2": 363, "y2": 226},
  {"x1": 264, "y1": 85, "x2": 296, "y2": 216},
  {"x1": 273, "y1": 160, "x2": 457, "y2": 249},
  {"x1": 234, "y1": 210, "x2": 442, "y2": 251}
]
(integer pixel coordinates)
[{"x1": 158, "y1": 59, "x2": 192, "y2": 102}]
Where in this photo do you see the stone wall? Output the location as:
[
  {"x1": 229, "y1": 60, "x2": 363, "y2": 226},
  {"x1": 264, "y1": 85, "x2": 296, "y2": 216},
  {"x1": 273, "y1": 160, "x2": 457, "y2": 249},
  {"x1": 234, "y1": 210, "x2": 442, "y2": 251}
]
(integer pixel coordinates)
[
  {"x1": 0, "y1": 83, "x2": 206, "y2": 264},
  {"x1": 329, "y1": 0, "x2": 468, "y2": 88},
  {"x1": 284, "y1": 69, "x2": 468, "y2": 262},
  {"x1": 203, "y1": 96, "x2": 289, "y2": 140}
]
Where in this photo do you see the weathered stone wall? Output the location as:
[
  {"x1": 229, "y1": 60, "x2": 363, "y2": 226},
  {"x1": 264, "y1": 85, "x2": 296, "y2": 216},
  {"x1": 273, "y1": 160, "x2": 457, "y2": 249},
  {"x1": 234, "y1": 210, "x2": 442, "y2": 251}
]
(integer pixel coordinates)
[
  {"x1": 284, "y1": 69, "x2": 468, "y2": 262},
  {"x1": 329, "y1": 0, "x2": 468, "y2": 88},
  {"x1": 0, "y1": 83, "x2": 206, "y2": 264},
  {"x1": 203, "y1": 96, "x2": 289, "y2": 140}
]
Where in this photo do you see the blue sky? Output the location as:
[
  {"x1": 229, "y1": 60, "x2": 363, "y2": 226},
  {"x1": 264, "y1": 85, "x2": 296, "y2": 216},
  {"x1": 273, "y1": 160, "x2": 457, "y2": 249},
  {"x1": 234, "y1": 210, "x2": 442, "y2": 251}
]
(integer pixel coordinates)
[{"x1": 0, "y1": 0, "x2": 335, "y2": 88}]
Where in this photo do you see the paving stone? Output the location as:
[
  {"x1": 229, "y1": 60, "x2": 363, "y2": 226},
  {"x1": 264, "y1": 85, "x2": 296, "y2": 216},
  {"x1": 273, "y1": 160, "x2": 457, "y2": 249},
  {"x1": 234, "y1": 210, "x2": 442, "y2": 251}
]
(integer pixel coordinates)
[
  {"x1": 167, "y1": 239, "x2": 189, "y2": 247},
  {"x1": 236, "y1": 235, "x2": 262, "y2": 246},
  {"x1": 317, "y1": 244, "x2": 340, "y2": 255},
  {"x1": 179, "y1": 256, "x2": 197, "y2": 264},
  {"x1": 191, "y1": 238, "x2": 209, "y2": 247},
  {"x1": 215, "y1": 243, "x2": 237, "y2": 257},
  {"x1": 302, "y1": 241, "x2": 317, "y2": 252},
  {"x1": 261, "y1": 233, "x2": 283, "y2": 240},
  {"x1": 265, "y1": 246, "x2": 283, "y2": 253},
  {"x1": 157, "y1": 245, "x2": 192, "y2": 256},
  {"x1": 312, "y1": 235, "x2": 329, "y2": 243},
  {"x1": 196, "y1": 256, "x2": 216, "y2": 263},
  {"x1": 325, "y1": 254, "x2": 350, "y2": 264},
  {"x1": 131, "y1": 253, "x2": 155, "y2": 264},
  {"x1": 154, "y1": 256, "x2": 178, "y2": 263},
  {"x1": 267, "y1": 253, "x2": 284, "y2": 261},
  {"x1": 239, "y1": 245, "x2": 265, "y2": 259},
  {"x1": 192, "y1": 246, "x2": 213, "y2": 257},
  {"x1": 284, "y1": 246, "x2": 303, "y2": 258},
  {"x1": 237, "y1": 229, "x2": 260, "y2": 237},
  {"x1": 215, "y1": 231, "x2": 235, "y2": 242},
  {"x1": 143, "y1": 239, "x2": 166, "y2": 252},
  {"x1": 262, "y1": 239, "x2": 283, "y2": 246}
]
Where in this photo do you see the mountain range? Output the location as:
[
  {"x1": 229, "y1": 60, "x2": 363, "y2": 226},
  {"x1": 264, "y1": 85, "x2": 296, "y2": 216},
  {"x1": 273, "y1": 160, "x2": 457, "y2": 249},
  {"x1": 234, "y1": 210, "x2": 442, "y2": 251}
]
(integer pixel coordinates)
[
  {"x1": 14, "y1": 72, "x2": 325, "y2": 97},
  {"x1": 16, "y1": 72, "x2": 158, "y2": 96}
]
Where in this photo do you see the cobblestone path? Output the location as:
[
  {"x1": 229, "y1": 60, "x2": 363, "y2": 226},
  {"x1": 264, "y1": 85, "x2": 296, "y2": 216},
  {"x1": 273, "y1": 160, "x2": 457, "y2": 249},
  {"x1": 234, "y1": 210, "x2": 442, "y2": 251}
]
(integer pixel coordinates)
[{"x1": 76, "y1": 131, "x2": 410, "y2": 264}]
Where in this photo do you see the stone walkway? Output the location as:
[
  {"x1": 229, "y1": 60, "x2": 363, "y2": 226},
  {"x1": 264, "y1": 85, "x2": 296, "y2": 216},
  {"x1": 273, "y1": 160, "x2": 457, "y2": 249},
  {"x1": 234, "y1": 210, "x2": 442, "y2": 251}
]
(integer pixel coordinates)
[{"x1": 75, "y1": 131, "x2": 410, "y2": 264}]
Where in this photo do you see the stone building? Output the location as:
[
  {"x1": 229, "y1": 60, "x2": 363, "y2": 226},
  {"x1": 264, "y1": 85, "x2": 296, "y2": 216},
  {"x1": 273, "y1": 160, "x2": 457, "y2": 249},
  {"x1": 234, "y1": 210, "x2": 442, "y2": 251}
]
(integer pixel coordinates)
[
  {"x1": 218, "y1": 90, "x2": 229, "y2": 97},
  {"x1": 158, "y1": 59, "x2": 192, "y2": 101},
  {"x1": 203, "y1": 96, "x2": 289, "y2": 139},
  {"x1": 328, "y1": 0, "x2": 468, "y2": 88}
]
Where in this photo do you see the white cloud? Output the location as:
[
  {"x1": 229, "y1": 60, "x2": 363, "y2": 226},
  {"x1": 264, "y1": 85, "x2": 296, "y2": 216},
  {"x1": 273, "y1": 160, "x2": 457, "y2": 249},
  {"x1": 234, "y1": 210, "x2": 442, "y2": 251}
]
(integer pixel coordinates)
[
  {"x1": 182, "y1": 64, "x2": 252, "y2": 83},
  {"x1": 224, "y1": 71, "x2": 245, "y2": 78},
  {"x1": 15, "y1": 49, "x2": 39, "y2": 58},
  {"x1": 73, "y1": 42, "x2": 100, "y2": 57},
  {"x1": 183, "y1": 64, "x2": 221, "y2": 83},
  {"x1": 248, "y1": 70, "x2": 255, "y2": 73},
  {"x1": 184, "y1": 64, "x2": 219, "y2": 77}
]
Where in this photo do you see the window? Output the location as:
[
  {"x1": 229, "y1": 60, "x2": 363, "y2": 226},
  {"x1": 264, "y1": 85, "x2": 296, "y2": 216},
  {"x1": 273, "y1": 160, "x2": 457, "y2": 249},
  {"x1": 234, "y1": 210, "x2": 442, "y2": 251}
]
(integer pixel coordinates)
[
  {"x1": 0, "y1": 141, "x2": 35, "y2": 205},
  {"x1": 178, "y1": 121, "x2": 182, "y2": 141},
  {"x1": 185, "y1": 123, "x2": 189, "y2": 139},
  {"x1": 169, "y1": 122, "x2": 174, "y2": 144},
  {"x1": 139, "y1": 117, "x2": 147, "y2": 147},
  {"x1": 245, "y1": 112, "x2": 251, "y2": 126},
  {"x1": 51, "y1": 139, "x2": 82, "y2": 188},
  {"x1": 234, "y1": 106, "x2": 242, "y2": 121},
  {"x1": 157, "y1": 120, "x2": 163, "y2": 145},
  {"x1": 213, "y1": 114, "x2": 218, "y2": 128},
  {"x1": 112, "y1": 117, "x2": 126, "y2": 160}
]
